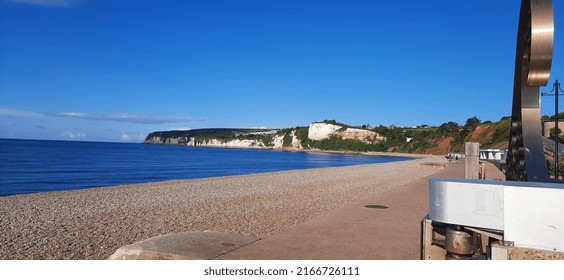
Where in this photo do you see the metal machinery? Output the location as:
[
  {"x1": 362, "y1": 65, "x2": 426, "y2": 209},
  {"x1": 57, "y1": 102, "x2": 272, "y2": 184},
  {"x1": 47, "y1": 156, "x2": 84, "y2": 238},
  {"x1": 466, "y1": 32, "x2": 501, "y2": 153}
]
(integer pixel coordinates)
[
  {"x1": 422, "y1": 0, "x2": 564, "y2": 260},
  {"x1": 506, "y1": 0, "x2": 554, "y2": 182}
]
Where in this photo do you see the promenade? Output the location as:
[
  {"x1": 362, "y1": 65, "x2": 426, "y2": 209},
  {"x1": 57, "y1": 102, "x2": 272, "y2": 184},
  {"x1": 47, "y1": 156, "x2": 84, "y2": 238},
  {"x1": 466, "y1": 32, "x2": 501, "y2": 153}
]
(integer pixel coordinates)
[
  {"x1": 109, "y1": 160, "x2": 505, "y2": 260},
  {"x1": 218, "y1": 162, "x2": 503, "y2": 260}
]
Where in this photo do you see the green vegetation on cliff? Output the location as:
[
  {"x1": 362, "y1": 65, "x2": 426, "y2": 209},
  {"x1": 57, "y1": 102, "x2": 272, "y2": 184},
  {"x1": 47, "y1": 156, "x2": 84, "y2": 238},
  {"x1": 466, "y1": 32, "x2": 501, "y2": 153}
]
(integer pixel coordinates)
[
  {"x1": 144, "y1": 116, "x2": 514, "y2": 155},
  {"x1": 303, "y1": 136, "x2": 382, "y2": 152},
  {"x1": 145, "y1": 128, "x2": 276, "y2": 145},
  {"x1": 369, "y1": 116, "x2": 510, "y2": 154}
]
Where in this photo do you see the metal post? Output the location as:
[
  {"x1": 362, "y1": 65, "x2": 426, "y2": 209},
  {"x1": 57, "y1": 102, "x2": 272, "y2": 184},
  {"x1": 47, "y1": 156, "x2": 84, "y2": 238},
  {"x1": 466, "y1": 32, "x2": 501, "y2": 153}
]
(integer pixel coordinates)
[
  {"x1": 541, "y1": 80, "x2": 563, "y2": 179},
  {"x1": 465, "y1": 142, "x2": 480, "y2": 179},
  {"x1": 556, "y1": 80, "x2": 559, "y2": 179}
]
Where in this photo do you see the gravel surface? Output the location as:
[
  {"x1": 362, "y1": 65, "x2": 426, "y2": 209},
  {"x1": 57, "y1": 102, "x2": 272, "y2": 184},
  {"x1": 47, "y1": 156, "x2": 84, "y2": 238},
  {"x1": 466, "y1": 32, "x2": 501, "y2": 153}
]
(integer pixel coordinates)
[{"x1": 0, "y1": 156, "x2": 442, "y2": 260}]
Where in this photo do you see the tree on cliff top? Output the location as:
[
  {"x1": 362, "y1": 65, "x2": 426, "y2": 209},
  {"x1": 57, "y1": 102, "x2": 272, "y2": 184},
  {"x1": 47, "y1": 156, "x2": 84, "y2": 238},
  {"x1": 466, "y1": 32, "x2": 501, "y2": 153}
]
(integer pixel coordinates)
[
  {"x1": 463, "y1": 116, "x2": 481, "y2": 132},
  {"x1": 437, "y1": 121, "x2": 460, "y2": 133}
]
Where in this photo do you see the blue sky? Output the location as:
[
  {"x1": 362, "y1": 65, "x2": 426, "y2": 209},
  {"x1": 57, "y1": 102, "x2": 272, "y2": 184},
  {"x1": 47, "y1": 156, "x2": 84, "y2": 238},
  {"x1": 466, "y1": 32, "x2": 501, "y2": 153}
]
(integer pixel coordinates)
[{"x1": 1, "y1": 0, "x2": 563, "y2": 142}]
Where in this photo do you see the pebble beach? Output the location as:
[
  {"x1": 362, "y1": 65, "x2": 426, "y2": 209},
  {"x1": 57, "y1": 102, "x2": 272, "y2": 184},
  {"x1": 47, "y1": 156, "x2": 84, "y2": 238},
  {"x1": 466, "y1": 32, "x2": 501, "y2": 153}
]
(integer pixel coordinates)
[{"x1": 0, "y1": 156, "x2": 443, "y2": 260}]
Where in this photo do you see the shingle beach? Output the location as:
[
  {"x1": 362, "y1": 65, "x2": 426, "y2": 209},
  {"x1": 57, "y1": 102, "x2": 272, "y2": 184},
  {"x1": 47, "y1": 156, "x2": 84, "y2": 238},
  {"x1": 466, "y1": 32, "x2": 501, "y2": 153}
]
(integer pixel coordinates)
[{"x1": 0, "y1": 155, "x2": 444, "y2": 260}]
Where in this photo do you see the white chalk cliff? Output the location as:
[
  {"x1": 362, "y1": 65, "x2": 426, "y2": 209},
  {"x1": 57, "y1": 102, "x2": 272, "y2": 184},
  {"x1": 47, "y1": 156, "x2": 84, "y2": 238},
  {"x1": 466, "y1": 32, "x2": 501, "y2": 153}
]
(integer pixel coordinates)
[
  {"x1": 308, "y1": 123, "x2": 342, "y2": 141},
  {"x1": 144, "y1": 122, "x2": 384, "y2": 150},
  {"x1": 307, "y1": 122, "x2": 385, "y2": 144},
  {"x1": 187, "y1": 138, "x2": 268, "y2": 149}
]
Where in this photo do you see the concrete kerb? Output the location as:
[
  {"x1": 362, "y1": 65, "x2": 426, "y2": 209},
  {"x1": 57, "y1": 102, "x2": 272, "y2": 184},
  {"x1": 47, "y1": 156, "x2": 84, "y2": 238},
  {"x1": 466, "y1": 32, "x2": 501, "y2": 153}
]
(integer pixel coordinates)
[{"x1": 109, "y1": 231, "x2": 259, "y2": 260}]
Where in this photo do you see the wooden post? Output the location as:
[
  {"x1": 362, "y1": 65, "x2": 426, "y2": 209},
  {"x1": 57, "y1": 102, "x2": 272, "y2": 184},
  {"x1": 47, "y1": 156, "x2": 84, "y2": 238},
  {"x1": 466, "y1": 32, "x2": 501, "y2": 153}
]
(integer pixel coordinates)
[{"x1": 465, "y1": 142, "x2": 480, "y2": 179}]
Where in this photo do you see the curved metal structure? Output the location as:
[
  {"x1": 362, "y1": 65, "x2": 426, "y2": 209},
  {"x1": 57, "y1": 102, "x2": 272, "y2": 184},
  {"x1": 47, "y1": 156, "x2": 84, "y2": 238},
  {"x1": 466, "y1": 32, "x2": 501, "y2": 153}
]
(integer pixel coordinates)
[{"x1": 507, "y1": 0, "x2": 554, "y2": 182}]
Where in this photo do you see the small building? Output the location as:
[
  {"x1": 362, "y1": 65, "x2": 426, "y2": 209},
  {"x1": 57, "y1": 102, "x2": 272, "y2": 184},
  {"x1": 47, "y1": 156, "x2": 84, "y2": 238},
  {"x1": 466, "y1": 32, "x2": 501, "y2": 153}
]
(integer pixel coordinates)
[
  {"x1": 543, "y1": 121, "x2": 564, "y2": 138},
  {"x1": 479, "y1": 149, "x2": 506, "y2": 161}
]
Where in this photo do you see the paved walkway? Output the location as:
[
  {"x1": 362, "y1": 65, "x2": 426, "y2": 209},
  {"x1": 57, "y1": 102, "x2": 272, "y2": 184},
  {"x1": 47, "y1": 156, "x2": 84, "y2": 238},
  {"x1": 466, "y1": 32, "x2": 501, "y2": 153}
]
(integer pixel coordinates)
[
  {"x1": 218, "y1": 161, "x2": 504, "y2": 260},
  {"x1": 109, "y1": 160, "x2": 505, "y2": 260}
]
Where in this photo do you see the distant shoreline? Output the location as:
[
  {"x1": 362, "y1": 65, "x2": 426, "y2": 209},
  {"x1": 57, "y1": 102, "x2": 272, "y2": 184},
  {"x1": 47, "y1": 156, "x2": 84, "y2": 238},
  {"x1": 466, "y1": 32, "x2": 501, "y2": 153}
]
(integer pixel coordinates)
[
  {"x1": 2, "y1": 138, "x2": 429, "y2": 159},
  {"x1": 263, "y1": 147, "x2": 423, "y2": 159},
  {"x1": 143, "y1": 141, "x2": 426, "y2": 159}
]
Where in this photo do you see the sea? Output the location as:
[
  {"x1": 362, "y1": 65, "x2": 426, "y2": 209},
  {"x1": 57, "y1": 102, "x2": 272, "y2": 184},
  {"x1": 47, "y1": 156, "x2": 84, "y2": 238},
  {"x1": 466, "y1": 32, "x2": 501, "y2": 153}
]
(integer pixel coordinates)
[{"x1": 0, "y1": 138, "x2": 413, "y2": 196}]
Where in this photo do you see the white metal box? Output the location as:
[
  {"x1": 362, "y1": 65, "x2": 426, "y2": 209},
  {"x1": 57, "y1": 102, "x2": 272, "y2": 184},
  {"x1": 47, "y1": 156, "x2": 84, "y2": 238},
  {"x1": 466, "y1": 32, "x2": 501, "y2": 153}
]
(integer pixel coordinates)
[{"x1": 429, "y1": 179, "x2": 564, "y2": 252}]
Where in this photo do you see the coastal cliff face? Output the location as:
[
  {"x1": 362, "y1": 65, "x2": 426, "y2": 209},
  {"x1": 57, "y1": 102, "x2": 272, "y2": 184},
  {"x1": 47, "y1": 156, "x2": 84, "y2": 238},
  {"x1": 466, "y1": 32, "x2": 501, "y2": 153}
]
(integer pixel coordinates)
[
  {"x1": 144, "y1": 136, "x2": 189, "y2": 145},
  {"x1": 144, "y1": 128, "x2": 276, "y2": 148},
  {"x1": 187, "y1": 138, "x2": 268, "y2": 148},
  {"x1": 308, "y1": 122, "x2": 386, "y2": 144},
  {"x1": 143, "y1": 117, "x2": 511, "y2": 155},
  {"x1": 308, "y1": 123, "x2": 341, "y2": 141},
  {"x1": 143, "y1": 122, "x2": 381, "y2": 151},
  {"x1": 341, "y1": 128, "x2": 386, "y2": 143}
]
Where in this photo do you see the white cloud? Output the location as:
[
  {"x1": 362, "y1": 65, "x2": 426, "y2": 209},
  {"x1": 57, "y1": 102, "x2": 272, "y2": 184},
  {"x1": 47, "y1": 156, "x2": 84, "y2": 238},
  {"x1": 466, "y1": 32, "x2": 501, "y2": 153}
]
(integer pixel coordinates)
[
  {"x1": 119, "y1": 132, "x2": 148, "y2": 142},
  {"x1": 7, "y1": 0, "x2": 86, "y2": 7},
  {"x1": 52, "y1": 112, "x2": 205, "y2": 124},
  {"x1": 169, "y1": 127, "x2": 192, "y2": 131},
  {"x1": 0, "y1": 108, "x2": 43, "y2": 118},
  {"x1": 0, "y1": 108, "x2": 205, "y2": 125},
  {"x1": 120, "y1": 132, "x2": 131, "y2": 141},
  {"x1": 58, "y1": 112, "x2": 88, "y2": 118},
  {"x1": 61, "y1": 130, "x2": 85, "y2": 140}
]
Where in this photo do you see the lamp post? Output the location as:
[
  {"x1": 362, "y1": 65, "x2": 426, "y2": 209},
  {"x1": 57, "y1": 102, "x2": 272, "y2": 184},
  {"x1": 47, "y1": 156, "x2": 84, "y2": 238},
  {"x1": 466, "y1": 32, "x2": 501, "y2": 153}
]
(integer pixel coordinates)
[{"x1": 542, "y1": 80, "x2": 564, "y2": 179}]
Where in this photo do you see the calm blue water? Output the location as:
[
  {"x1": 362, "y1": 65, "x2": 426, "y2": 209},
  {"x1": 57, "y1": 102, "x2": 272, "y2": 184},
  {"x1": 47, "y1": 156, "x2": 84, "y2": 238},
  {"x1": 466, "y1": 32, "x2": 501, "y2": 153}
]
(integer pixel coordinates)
[{"x1": 0, "y1": 138, "x2": 412, "y2": 196}]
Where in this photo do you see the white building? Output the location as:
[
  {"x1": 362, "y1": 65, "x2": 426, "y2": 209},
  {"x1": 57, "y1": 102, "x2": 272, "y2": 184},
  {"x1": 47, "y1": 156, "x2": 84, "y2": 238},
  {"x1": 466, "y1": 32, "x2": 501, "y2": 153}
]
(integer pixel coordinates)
[{"x1": 479, "y1": 149, "x2": 506, "y2": 161}]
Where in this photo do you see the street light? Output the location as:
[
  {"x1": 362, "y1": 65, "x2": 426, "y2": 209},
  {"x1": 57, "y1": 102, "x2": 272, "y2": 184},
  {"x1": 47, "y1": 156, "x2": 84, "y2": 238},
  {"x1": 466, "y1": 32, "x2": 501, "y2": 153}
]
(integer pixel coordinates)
[{"x1": 542, "y1": 79, "x2": 564, "y2": 179}]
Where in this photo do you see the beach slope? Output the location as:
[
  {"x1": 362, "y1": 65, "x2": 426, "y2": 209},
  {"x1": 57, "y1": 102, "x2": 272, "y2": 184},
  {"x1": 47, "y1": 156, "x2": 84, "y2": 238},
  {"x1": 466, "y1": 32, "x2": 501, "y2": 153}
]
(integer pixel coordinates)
[{"x1": 0, "y1": 156, "x2": 444, "y2": 260}]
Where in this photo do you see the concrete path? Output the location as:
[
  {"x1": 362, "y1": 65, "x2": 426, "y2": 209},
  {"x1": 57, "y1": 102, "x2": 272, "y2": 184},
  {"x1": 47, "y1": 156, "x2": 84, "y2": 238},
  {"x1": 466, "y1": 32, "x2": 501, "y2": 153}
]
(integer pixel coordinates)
[
  {"x1": 218, "y1": 161, "x2": 504, "y2": 260},
  {"x1": 109, "y1": 232, "x2": 259, "y2": 260}
]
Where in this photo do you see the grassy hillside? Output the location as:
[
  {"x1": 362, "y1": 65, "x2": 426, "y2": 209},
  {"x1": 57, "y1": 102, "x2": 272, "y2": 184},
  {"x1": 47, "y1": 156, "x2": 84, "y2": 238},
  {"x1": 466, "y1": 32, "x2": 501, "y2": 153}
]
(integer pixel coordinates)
[{"x1": 374, "y1": 116, "x2": 510, "y2": 154}]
